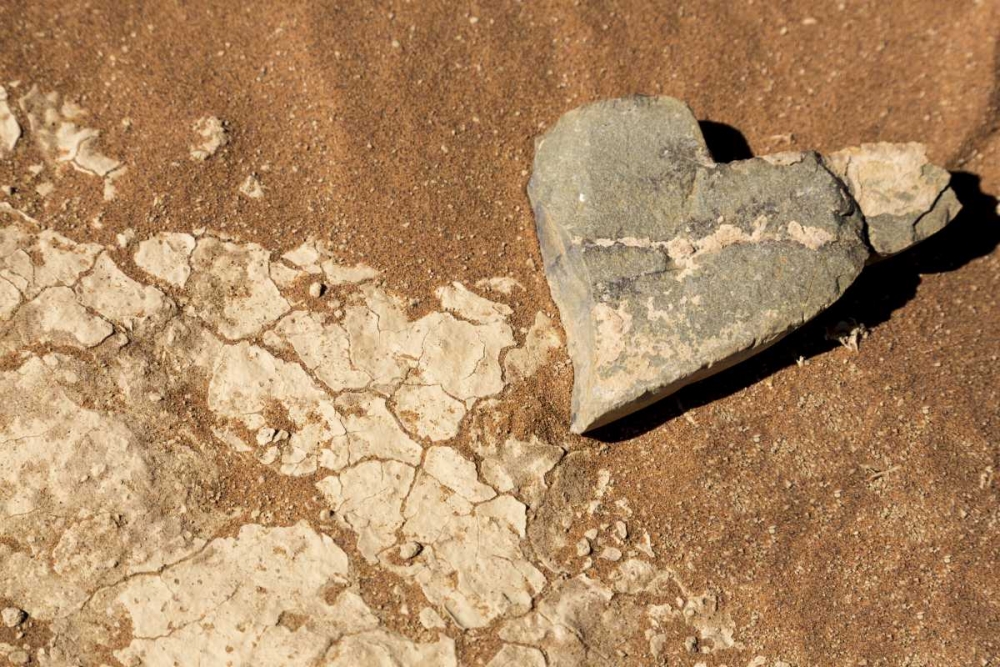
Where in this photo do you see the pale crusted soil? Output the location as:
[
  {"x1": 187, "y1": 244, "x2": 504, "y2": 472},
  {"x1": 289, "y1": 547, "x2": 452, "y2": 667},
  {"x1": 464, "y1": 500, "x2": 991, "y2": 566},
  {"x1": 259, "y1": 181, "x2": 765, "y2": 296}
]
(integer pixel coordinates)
[{"x1": 1, "y1": 1, "x2": 999, "y2": 666}]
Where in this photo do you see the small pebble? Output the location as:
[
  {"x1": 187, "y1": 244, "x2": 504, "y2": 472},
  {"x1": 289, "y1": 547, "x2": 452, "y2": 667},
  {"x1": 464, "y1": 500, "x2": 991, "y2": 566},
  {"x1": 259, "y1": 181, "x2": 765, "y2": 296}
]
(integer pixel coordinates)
[
  {"x1": 398, "y1": 541, "x2": 423, "y2": 560},
  {"x1": 599, "y1": 546, "x2": 622, "y2": 562},
  {"x1": 1, "y1": 607, "x2": 26, "y2": 628},
  {"x1": 613, "y1": 520, "x2": 628, "y2": 541}
]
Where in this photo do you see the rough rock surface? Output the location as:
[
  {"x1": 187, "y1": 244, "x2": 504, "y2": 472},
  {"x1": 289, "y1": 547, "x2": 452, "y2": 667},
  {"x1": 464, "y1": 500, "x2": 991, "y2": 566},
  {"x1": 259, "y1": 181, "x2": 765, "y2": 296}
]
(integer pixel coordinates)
[
  {"x1": 823, "y1": 142, "x2": 962, "y2": 257},
  {"x1": 529, "y1": 96, "x2": 961, "y2": 433}
]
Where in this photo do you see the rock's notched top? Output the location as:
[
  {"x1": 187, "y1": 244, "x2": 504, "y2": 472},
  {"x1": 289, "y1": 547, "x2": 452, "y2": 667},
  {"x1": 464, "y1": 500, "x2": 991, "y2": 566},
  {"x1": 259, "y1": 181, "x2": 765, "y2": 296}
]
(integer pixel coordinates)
[{"x1": 529, "y1": 96, "x2": 961, "y2": 434}]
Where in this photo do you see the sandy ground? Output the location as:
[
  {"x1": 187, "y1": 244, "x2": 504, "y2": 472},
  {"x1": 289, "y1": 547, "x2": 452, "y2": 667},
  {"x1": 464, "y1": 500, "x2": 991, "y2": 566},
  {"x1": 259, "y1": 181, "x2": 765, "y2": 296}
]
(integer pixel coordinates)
[{"x1": 1, "y1": 0, "x2": 999, "y2": 665}]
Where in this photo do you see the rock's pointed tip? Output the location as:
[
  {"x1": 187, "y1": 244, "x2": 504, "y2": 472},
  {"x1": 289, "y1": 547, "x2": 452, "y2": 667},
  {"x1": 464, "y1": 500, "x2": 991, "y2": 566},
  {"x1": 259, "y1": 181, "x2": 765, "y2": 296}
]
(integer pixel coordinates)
[{"x1": 569, "y1": 402, "x2": 607, "y2": 435}]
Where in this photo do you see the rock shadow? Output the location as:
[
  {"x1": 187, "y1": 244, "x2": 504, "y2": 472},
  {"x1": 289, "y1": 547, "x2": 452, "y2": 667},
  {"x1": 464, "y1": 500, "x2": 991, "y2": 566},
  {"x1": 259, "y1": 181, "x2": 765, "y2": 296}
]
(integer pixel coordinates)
[
  {"x1": 699, "y1": 120, "x2": 754, "y2": 163},
  {"x1": 590, "y1": 170, "x2": 999, "y2": 443}
]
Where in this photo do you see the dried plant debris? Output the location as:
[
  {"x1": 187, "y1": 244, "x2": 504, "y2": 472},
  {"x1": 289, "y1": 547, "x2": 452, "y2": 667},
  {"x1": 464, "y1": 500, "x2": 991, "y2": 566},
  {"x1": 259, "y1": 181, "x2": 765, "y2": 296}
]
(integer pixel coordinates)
[
  {"x1": 529, "y1": 96, "x2": 961, "y2": 433},
  {"x1": 0, "y1": 203, "x2": 734, "y2": 665}
]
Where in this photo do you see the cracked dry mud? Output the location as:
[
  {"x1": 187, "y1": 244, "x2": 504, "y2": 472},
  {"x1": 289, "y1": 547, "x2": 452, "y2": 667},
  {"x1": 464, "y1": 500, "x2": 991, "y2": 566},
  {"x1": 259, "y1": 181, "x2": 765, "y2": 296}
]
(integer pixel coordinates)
[{"x1": 0, "y1": 210, "x2": 740, "y2": 666}]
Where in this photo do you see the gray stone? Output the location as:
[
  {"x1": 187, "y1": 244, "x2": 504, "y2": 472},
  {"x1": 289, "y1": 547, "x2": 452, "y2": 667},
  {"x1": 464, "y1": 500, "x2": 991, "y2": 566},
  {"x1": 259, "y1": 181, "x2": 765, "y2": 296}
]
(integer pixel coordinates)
[{"x1": 529, "y1": 96, "x2": 959, "y2": 433}]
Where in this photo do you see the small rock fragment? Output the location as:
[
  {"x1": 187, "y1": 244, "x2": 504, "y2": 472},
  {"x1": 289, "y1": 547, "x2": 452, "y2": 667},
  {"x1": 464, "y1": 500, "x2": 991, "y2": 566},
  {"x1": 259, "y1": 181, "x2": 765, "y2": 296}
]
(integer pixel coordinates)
[
  {"x1": 0, "y1": 86, "x2": 20, "y2": 156},
  {"x1": 398, "y1": 541, "x2": 423, "y2": 560},
  {"x1": 308, "y1": 281, "x2": 325, "y2": 298},
  {"x1": 189, "y1": 116, "x2": 228, "y2": 160},
  {"x1": 599, "y1": 546, "x2": 623, "y2": 562},
  {"x1": 240, "y1": 174, "x2": 264, "y2": 199},
  {"x1": 827, "y1": 320, "x2": 868, "y2": 352},
  {"x1": 1, "y1": 607, "x2": 26, "y2": 628},
  {"x1": 256, "y1": 427, "x2": 276, "y2": 445},
  {"x1": 613, "y1": 520, "x2": 628, "y2": 542},
  {"x1": 824, "y1": 142, "x2": 961, "y2": 257},
  {"x1": 419, "y1": 607, "x2": 446, "y2": 630}
]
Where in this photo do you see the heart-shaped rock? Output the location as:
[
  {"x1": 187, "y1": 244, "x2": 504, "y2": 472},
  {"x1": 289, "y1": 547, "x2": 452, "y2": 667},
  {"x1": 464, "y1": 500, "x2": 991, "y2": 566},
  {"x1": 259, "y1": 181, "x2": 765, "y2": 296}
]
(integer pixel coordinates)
[{"x1": 529, "y1": 96, "x2": 960, "y2": 433}]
